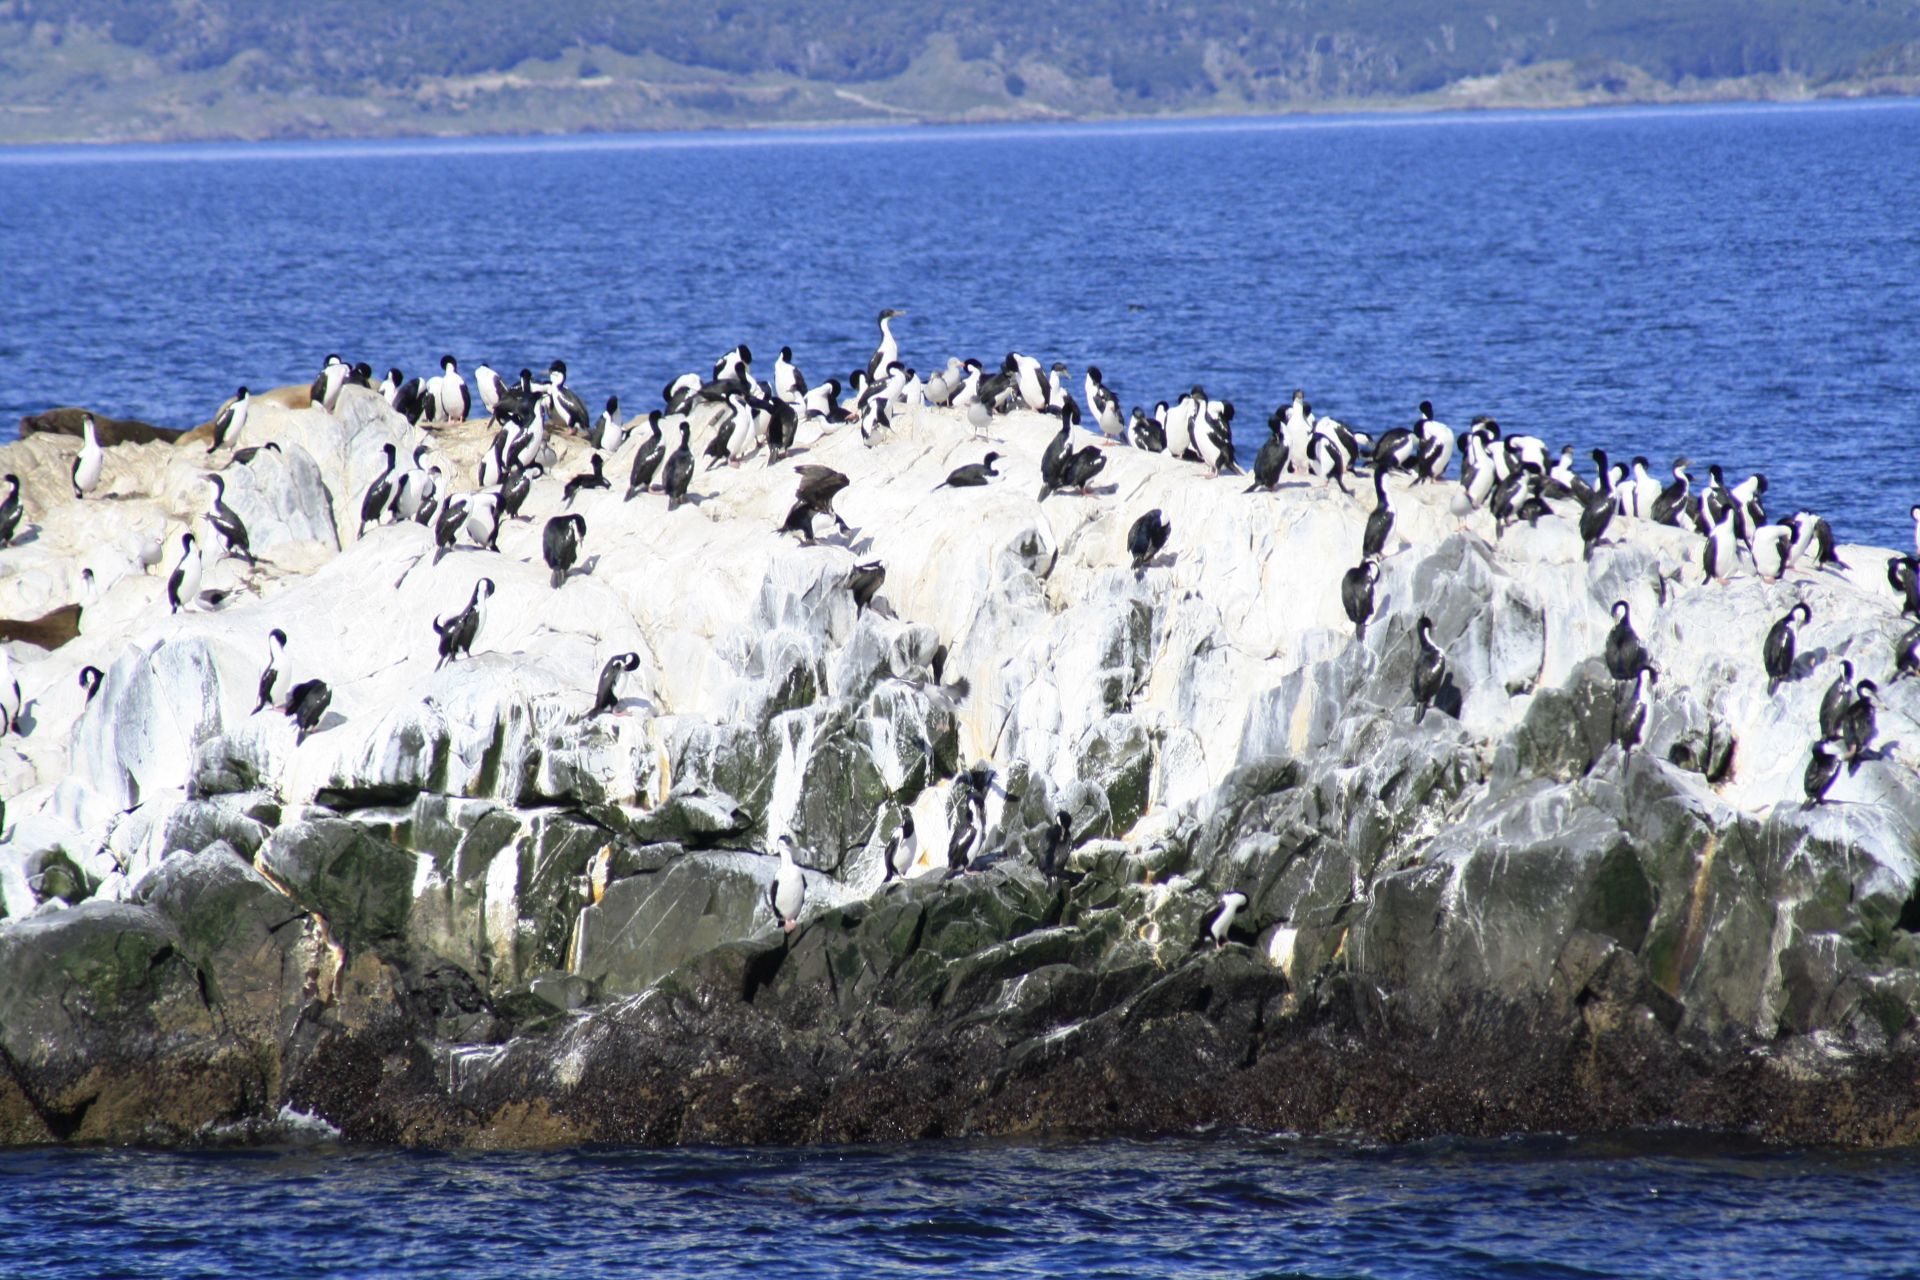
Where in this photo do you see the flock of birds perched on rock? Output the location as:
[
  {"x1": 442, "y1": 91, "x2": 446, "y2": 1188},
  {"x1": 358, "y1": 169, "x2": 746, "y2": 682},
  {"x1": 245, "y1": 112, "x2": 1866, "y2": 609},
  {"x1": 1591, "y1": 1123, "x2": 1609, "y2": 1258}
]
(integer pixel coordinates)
[{"x1": 5, "y1": 305, "x2": 1917, "y2": 937}]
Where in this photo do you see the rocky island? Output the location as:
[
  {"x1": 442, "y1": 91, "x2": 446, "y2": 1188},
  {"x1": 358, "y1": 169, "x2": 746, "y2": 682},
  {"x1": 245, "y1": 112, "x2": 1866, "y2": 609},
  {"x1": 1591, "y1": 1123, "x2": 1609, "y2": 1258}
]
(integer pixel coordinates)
[{"x1": 3, "y1": 369, "x2": 1919, "y2": 1149}]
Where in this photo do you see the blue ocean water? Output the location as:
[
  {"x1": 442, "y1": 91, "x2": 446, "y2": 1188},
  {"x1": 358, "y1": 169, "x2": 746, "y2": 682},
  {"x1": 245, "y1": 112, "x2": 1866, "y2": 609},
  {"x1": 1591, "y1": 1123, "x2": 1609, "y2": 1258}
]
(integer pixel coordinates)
[
  {"x1": 0, "y1": 101, "x2": 1915, "y2": 549},
  {"x1": 3, "y1": 1135, "x2": 1915, "y2": 1278}
]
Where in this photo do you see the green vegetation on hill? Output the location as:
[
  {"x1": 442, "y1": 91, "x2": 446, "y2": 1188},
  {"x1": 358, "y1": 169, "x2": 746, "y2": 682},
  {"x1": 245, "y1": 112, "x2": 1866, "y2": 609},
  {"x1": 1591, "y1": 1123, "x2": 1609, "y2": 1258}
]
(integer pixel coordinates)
[{"x1": 2, "y1": 0, "x2": 1916, "y2": 143}]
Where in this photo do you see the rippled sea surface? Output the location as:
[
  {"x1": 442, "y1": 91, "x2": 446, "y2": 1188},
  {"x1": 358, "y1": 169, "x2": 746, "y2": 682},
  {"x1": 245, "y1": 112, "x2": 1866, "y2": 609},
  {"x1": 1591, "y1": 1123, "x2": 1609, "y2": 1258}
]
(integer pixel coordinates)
[
  {"x1": 4, "y1": 1135, "x2": 1917, "y2": 1278},
  {"x1": 0, "y1": 100, "x2": 1916, "y2": 547}
]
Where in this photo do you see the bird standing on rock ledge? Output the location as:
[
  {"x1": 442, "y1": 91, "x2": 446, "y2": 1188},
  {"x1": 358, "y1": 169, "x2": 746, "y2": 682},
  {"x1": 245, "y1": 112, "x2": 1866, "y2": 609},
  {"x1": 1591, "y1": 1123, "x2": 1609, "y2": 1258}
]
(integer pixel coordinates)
[
  {"x1": 1412, "y1": 616, "x2": 1447, "y2": 724},
  {"x1": 71, "y1": 416, "x2": 103, "y2": 500},
  {"x1": 1196, "y1": 891, "x2": 1249, "y2": 950},
  {"x1": 770, "y1": 835, "x2": 806, "y2": 934},
  {"x1": 937, "y1": 453, "x2": 999, "y2": 490},
  {"x1": 592, "y1": 652, "x2": 639, "y2": 716},
  {"x1": 283, "y1": 678, "x2": 331, "y2": 745},
  {"x1": 208, "y1": 387, "x2": 249, "y2": 453},
  {"x1": 883, "y1": 812, "x2": 918, "y2": 883},
  {"x1": 434, "y1": 578, "x2": 495, "y2": 667},
  {"x1": 165, "y1": 532, "x2": 201, "y2": 614},
  {"x1": 543, "y1": 514, "x2": 586, "y2": 588},
  {"x1": 1128, "y1": 509, "x2": 1171, "y2": 575}
]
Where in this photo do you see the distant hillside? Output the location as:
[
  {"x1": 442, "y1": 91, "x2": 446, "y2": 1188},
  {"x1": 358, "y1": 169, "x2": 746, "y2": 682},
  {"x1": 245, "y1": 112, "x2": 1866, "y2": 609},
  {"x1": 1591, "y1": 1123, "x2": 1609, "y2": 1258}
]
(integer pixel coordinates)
[{"x1": 2, "y1": 0, "x2": 1917, "y2": 143}]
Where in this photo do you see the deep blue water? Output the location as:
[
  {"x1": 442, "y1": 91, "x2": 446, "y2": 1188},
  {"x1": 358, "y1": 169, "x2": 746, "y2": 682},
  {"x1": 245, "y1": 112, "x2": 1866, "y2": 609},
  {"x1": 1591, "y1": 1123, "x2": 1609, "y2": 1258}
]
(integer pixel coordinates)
[
  {"x1": 3, "y1": 1135, "x2": 1915, "y2": 1278},
  {"x1": 0, "y1": 101, "x2": 1916, "y2": 549}
]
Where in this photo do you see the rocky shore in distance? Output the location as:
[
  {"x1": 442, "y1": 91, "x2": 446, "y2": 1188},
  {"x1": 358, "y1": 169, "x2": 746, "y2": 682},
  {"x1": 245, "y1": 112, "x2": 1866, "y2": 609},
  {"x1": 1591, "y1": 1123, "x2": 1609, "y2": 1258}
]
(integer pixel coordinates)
[{"x1": 3, "y1": 381, "x2": 1920, "y2": 1149}]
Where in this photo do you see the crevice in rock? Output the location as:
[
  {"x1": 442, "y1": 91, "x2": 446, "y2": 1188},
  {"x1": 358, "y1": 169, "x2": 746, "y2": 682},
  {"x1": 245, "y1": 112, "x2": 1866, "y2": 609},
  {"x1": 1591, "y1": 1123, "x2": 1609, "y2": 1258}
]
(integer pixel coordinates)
[
  {"x1": 740, "y1": 944, "x2": 789, "y2": 1004},
  {"x1": 1897, "y1": 887, "x2": 1920, "y2": 935},
  {"x1": 315, "y1": 783, "x2": 423, "y2": 811},
  {"x1": 39, "y1": 1090, "x2": 97, "y2": 1142}
]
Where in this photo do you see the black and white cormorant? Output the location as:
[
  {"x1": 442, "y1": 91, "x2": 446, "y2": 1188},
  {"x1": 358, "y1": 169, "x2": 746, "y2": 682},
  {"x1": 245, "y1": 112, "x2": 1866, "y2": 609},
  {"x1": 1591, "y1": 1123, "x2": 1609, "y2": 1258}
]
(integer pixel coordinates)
[
  {"x1": 432, "y1": 493, "x2": 469, "y2": 563},
  {"x1": 1788, "y1": 512, "x2": 1847, "y2": 571},
  {"x1": 1196, "y1": 891, "x2": 1250, "y2": 950},
  {"x1": 1580, "y1": 449, "x2": 1615, "y2": 562},
  {"x1": 1615, "y1": 667, "x2": 1656, "y2": 757},
  {"x1": 1650, "y1": 458, "x2": 1691, "y2": 526},
  {"x1": 500, "y1": 462, "x2": 541, "y2": 522},
  {"x1": 1414, "y1": 401, "x2": 1455, "y2": 483},
  {"x1": 1840, "y1": 681, "x2": 1878, "y2": 774},
  {"x1": 543, "y1": 513, "x2": 586, "y2": 588},
  {"x1": 473, "y1": 364, "x2": 508, "y2": 417},
  {"x1": 592, "y1": 652, "x2": 640, "y2": 716},
  {"x1": 1362, "y1": 467, "x2": 1395, "y2": 559},
  {"x1": 1247, "y1": 416, "x2": 1288, "y2": 492},
  {"x1": 1818, "y1": 659, "x2": 1855, "y2": 739},
  {"x1": 429, "y1": 355, "x2": 470, "y2": 423},
  {"x1": 848, "y1": 561, "x2": 885, "y2": 614},
  {"x1": 71, "y1": 416, "x2": 103, "y2": 499},
  {"x1": 1898, "y1": 628, "x2": 1920, "y2": 682},
  {"x1": 1085, "y1": 368, "x2": 1124, "y2": 441},
  {"x1": 0, "y1": 474, "x2": 23, "y2": 547},
  {"x1": 1194, "y1": 398, "x2": 1237, "y2": 476},
  {"x1": 1039, "y1": 810, "x2": 1073, "y2": 883},
  {"x1": 434, "y1": 577, "x2": 495, "y2": 668},
  {"x1": 1803, "y1": 739, "x2": 1842, "y2": 807},
  {"x1": 229, "y1": 441, "x2": 282, "y2": 468},
  {"x1": 1753, "y1": 522, "x2": 1795, "y2": 582},
  {"x1": 543, "y1": 360, "x2": 591, "y2": 435},
  {"x1": 1129, "y1": 407, "x2": 1166, "y2": 453},
  {"x1": 1306, "y1": 431, "x2": 1351, "y2": 496},
  {"x1": 1037, "y1": 419, "x2": 1073, "y2": 499},
  {"x1": 936, "y1": 453, "x2": 1000, "y2": 490},
  {"x1": 1370, "y1": 426, "x2": 1419, "y2": 476},
  {"x1": 661, "y1": 423, "x2": 695, "y2": 510},
  {"x1": 209, "y1": 387, "x2": 250, "y2": 453},
  {"x1": 205, "y1": 475, "x2": 254, "y2": 564},
  {"x1": 311, "y1": 354, "x2": 347, "y2": 412},
  {"x1": 563, "y1": 453, "x2": 609, "y2": 505},
  {"x1": 254, "y1": 628, "x2": 287, "y2": 713},
  {"x1": 1702, "y1": 505, "x2": 1738, "y2": 584},
  {"x1": 283, "y1": 678, "x2": 331, "y2": 745},
  {"x1": 1412, "y1": 615, "x2": 1447, "y2": 723},
  {"x1": 867, "y1": 309, "x2": 904, "y2": 380},
  {"x1": 591, "y1": 396, "x2": 623, "y2": 451},
  {"x1": 1604, "y1": 601, "x2": 1654, "y2": 683},
  {"x1": 359, "y1": 443, "x2": 398, "y2": 535},
  {"x1": 1128, "y1": 509, "x2": 1171, "y2": 575},
  {"x1": 625, "y1": 414, "x2": 667, "y2": 500},
  {"x1": 943, "y1": 779, "x2": 982, "y2": 878},
  {"x1": 1046, "y1": 440, "x2": 1107, "y2": 498},
  {"x1": 805, "y1": 378, "x2": 848, "y2": 423},
  {"x1": 165, "y1": 532, "x2": 202, "y2": 614},
  {"x1": 882, "y1": 812, "x2": 917, "y2": 883},
  {"x1": 774, "y1": 347, "x2": 807, "y2": 403},
  {"x1": 770, "y1": 835, "x2": 806, "y2": 933},
  {"x1": 1763, "y1": 602, "x2": 1810, "y2": 695},
  {"x1": 1341, "y1": 558, "x2": 1380, "y2": 641},
  {"x1": 761, "y1": 395, "x2": 799, "y2": 464}
]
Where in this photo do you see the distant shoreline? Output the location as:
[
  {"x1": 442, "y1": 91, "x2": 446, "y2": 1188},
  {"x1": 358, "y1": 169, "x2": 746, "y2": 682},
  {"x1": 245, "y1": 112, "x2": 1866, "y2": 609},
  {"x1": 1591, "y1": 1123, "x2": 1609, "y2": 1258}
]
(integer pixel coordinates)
[{"x1": 3, "y1": 90, "x2": 1916, "y2": 160}]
